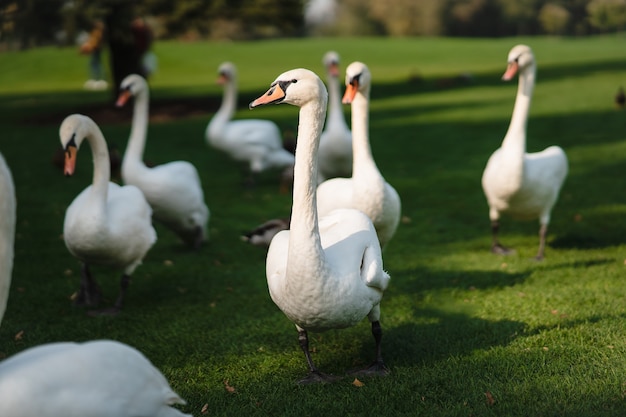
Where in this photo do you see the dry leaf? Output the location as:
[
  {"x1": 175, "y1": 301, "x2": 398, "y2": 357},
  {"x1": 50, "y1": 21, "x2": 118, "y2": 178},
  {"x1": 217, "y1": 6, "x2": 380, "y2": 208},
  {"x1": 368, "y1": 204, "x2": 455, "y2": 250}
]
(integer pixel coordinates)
[
  {"x1": 223, "y1": 379, "x2": 236, "y2": 394},
  {"x1": 200, "y1": 403, "x2": 209, "y2": 414},
  {"x1": 485, "y1": 391, "x2": 495, "y2": 406},
  {"x1": 164, "y1": 259, "x2": 174, "y2": 266},
  {"x1": 14, "y1": 330, "x2": 24, "y2": 341},
  {"x1": 352, "y1": 378, "x2": 365, "y2": 387},
  {"x1": 401, "y1": 216, "x2": 412, "y2": 224}
]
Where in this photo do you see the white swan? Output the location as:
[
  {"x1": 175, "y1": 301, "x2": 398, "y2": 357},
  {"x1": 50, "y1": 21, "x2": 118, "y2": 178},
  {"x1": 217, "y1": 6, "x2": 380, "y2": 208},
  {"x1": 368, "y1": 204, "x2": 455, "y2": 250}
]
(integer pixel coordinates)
[
  {"x1": 317, "y1": 51, "x2": 352, "y2": 183},
  {"x1": 117, "y1": 74, "x2": 209, "y2": 248},
  {"x1": 206, "y1": 62, "x2": 295, "y2": 184},
  {"x1": 316, "y1": 61, "x2": 401, "y2": 249},
  {"x1": 481, "y1": 44, "x2": 568, "y2": 260},
  {"x1": 0, "y1": 340, "x2": 191, "y2": 417},
  {"x1": 0, "y1": 152, "x2": 15, "y2": 325},
  {"x1": 250, "y1": 68, "x2": 390, "y2": 384},
  {"x1": 60, "y1": 114, "x2": 157, "y2": 314}
]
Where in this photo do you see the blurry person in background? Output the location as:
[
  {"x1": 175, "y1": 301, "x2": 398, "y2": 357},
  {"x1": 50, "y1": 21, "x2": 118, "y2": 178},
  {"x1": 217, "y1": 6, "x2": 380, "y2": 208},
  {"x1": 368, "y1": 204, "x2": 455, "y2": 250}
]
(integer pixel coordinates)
[
  {"x1": 80, "y1": 20, "x2": 108, "y2": 91},
  {"x1": 131, "y1": 16, "x2": 156, "y2": 79}
]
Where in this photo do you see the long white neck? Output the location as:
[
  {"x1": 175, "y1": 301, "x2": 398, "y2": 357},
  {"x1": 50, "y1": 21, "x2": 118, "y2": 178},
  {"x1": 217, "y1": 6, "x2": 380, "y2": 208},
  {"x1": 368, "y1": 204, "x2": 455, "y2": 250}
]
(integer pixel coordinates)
[
  {"x1": 122, "y1": 87, "x2": 149, "y2": 172},
  {"x1": 0, "y1": 155, "x2": 15, "y2": 326},
  {"x1": 351, "y1": 87, "x2": 380, "y2": 177},
  {"x1": 502, "y1": 64, "x2": 535, "y2": 153},
  {"x1": 206, "y1": 79, "x2": 237, "y2": 144},
  {"x1": 326, "y1": 73, "x2": 345, "y2": 129},
  {"x1": 85, "y1": 122, "x2": 111, "y2": 213},
  {"x1": 287, "y1": 98, "x2": 327, "y2": 273}
]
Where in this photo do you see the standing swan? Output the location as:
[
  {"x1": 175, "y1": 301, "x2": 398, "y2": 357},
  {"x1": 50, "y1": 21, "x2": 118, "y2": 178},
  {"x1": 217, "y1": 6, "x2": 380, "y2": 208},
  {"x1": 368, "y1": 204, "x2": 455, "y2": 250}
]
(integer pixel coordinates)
[
  {"x1": 0, "y1": 152, "x2": 15, "y2": 325},
  {"x1": 250, "y1": 68, "x2": 390, "y2": 384},
  {"x1": 206, "y1": 62, "x2": 295, "y2": 185},
  {"x1": 0, "y1": 340, "x2": 191, "y2": 417},
  {"x1": 317, "y1": 51, "x2": 353, "y2": 183},
  {"x1": 60, "y1": 114, "x2": 156, "y2": 314},
  {"x1": 316, "y1": 62, "x2": 401, "y2": 249},
  {"x1": 117, "y1": 74, "x2": 210, "y2": 248},
  {"x1": 481, "y1": 44, "x2": 568, "y2": 260}
]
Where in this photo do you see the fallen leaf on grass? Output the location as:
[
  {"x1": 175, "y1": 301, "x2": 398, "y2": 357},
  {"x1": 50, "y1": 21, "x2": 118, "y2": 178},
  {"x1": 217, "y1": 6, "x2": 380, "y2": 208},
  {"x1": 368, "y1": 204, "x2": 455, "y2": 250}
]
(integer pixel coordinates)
[
  {"x1": 14, "y1": 330, "x2": 24, "y2": 341},
  {"x1": 485, "y1": 391, "x2": 495, "y2": 406},
  {"x1": 352, "y1": 378, "x2": 365, "y2": 387},
  {"x1": 201, "y1": 403, "x2": 209, "y2": 414},
  {"x1": 224, "y1": 379, "x2": 236, "y2": 393}
]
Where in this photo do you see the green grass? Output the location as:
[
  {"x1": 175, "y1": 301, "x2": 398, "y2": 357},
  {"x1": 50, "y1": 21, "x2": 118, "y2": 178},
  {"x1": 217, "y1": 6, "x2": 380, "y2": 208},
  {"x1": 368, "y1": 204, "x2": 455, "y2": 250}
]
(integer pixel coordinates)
[{"x1": 2, "y1": 35, "x2": 626, "y2": 416}]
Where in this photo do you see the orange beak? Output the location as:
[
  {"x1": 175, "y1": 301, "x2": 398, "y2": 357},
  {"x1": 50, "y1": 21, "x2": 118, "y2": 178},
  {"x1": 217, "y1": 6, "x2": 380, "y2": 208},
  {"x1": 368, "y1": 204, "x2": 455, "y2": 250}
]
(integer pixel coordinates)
[
  {"x1": 502, "y1": 61, "x2": 518, "y2": 81},
  {"x1": 116, "y1": 89, "x2": 132, "y2": 107},
  {"x1": 249, "y1": 83, "x2": 286, "y2": 109},
  {"x1": 342, "y1": 81, "x2": 359, "y2": 104},
  {"x1": 328, "y1": 62, "x2": 339, "y2": 77},
  {"x1": 217, "y1": 73, "x2": 228, "y2": 85},
  {"x1": 64, "y1": 145, "x2": 77, "y2": 176}
]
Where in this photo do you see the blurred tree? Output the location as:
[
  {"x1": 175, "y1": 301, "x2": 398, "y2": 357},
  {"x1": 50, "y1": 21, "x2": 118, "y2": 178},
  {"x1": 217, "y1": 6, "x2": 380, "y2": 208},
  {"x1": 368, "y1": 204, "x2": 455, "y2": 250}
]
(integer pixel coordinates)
[
  {"x1": 587, "y1": 0, "x2": 626, "y2": 32},
  {"x1": 370, "y1": 0, "x2": 444, "y2": 36},
  {"x1": 538, "y1": 3, "x2": 570, "y2": 34}
]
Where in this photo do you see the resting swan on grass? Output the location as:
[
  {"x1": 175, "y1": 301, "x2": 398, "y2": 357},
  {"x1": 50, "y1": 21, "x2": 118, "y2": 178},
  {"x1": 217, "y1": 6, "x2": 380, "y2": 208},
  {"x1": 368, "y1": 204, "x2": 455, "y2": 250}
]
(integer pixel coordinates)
[
  {"x1": 206, "y1": 62, "x2": 295, "y2": 185},
  {"x1": 316, "y1": 62, "x2": 401, "y2": 250},
  {"x1": 60, "y1": 114, "x2": 156, "y2": 315},
  {"x1": 250, "y1": 68, "x2": 390, "y2": 384},
  {"x1": 481, "y1": 44, "x2": 568, "y2": 260},
  {"x1": 0, "y1": 151, "x2": 15, "y2": 326},
  {"x1": 317, "y1": 51, "x2": 352, "y2": 183},
  {"x1": 0, "y1": 340, "x2": 191, "y2": 417},
  {"x1": 117, "y1": 74, "x2": 210, "y2": 248}
]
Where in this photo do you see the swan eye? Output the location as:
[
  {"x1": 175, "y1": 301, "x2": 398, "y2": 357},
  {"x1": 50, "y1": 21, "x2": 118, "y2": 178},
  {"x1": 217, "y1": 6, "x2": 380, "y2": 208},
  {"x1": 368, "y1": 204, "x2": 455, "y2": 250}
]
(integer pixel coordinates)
[{"x1": 291, "y1": 79, "x2": 298, "y2": 83}]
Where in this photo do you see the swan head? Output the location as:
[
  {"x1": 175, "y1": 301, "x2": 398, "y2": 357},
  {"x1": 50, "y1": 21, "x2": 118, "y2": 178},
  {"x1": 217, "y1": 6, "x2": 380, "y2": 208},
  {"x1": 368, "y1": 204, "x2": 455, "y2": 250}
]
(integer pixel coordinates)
[
  {"x1": 116, "y1": 74, "x2": 147, "y2": 107},
  {"x1": 217, "y1": 62, "x2": 237, "y2": 85},
  {"x1": 342, "y1": 61, "x2": 371, "y2": 104},
  {"x1": 322, "y1": 51, "x2": 340, "y2": 77},
  {"x1": 59, "y1": 114, "x2": 97, "y2": 176},
  {"x1": 249, "y1": 68, "x2": 327, "y2": 110},
  {"x1": 503, "y1": 44, "x2": 534, "y2": 81}
]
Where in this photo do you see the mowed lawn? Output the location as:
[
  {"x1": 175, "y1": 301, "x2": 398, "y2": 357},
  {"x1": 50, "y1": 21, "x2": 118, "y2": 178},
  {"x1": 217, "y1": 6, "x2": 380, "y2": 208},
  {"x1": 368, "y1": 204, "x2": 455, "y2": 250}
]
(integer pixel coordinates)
[{"x1": 1, "y1": 35, "x2": 626, "y2": 416}]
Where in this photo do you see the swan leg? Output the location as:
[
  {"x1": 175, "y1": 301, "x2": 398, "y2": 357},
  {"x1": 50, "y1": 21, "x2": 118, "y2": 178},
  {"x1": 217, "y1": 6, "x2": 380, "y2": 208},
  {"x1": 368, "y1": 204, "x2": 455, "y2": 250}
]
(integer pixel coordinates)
[
  {"x1": 349, "y1": 321, "x2": 390, "y2": 377},
  {"x1": 296, "y1": 329, "x2": 339, "y2": 384},
  {"x1": 88, "y1": 274, "x2": 129, "y2": 316},
  {"x1": 74, "y1": 264, "x2": 101, "y2": 307},
  {"x1": 490, "y1": 220, "x2": 514, "y2": 255},
  {"x1": 535, "y1": 223, "x2": 548, "y2": 261},
  {"x1": 112, "y1": 274, "x2": 130, "y2": 311}
]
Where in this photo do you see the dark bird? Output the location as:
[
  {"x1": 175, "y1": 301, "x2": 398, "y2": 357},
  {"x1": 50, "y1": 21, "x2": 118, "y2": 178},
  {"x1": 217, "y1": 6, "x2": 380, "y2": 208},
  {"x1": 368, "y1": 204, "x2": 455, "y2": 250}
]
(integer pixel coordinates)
[{"x1": 615, "y1": 87, "x2": 625, "y2": 109}]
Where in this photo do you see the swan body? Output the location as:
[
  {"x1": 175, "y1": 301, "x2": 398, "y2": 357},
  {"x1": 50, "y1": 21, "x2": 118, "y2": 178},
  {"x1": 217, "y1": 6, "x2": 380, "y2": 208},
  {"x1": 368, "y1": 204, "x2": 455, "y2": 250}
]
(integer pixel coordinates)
[
  {"x1": 0, "y1": 152, "x2": 15, "y2": 325},
  {"x1": 117, "y1": 74, "x2": 209, "y2": 248},
  {"x1": 0, "y1": 340, "x2": 191, "y2": 417},
  {"x1": 481, "y1": 44, "x2": 568, "y2": 260},
  {"x1": 250, "y1": 68, "x2": 390, "y2": 383},
  {"x1": 317, "y1": 51, "x2": 352, "y2": 183},
  {"x1": 316, "y1": 62, "x2": 401, "y2": 249},
  {"x1": 206, "y1": 62, "x2": 295, "y2": 178},
  {"x1": 61, "y1": 114, "x2": 156, "y2": 313}
]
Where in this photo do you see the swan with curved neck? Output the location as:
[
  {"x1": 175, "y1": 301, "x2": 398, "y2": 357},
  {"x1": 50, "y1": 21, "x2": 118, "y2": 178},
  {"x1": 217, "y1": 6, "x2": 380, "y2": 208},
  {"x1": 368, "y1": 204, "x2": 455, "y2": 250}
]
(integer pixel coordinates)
[
  {"x1": 0, "y1": 340, "x2": 191, "y2": 417},
  {"x1": 250, "y1": 68, "x2": 390, "y2": 384},
  {"x1": 317, "y1": 51, "x2": 353, "y2": 183},
  {"x1": 316, "y1": 61, "x2": 401, "y2": 250},
  {"x1": 206, "y1": 62, "x2": 295, "y2": 184},
  {"x1": 117, "y1": 74, "x2": 210, "y2": 248},
  {"x1": 0, "y1": 152, "x2": 15, "y2": 326},
  {"x1": 60, "y1": 114, "x2": 156, "y2": 314},
  {"x1": 481, "y1": 44, "x2": 568, "y2": 260}
]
